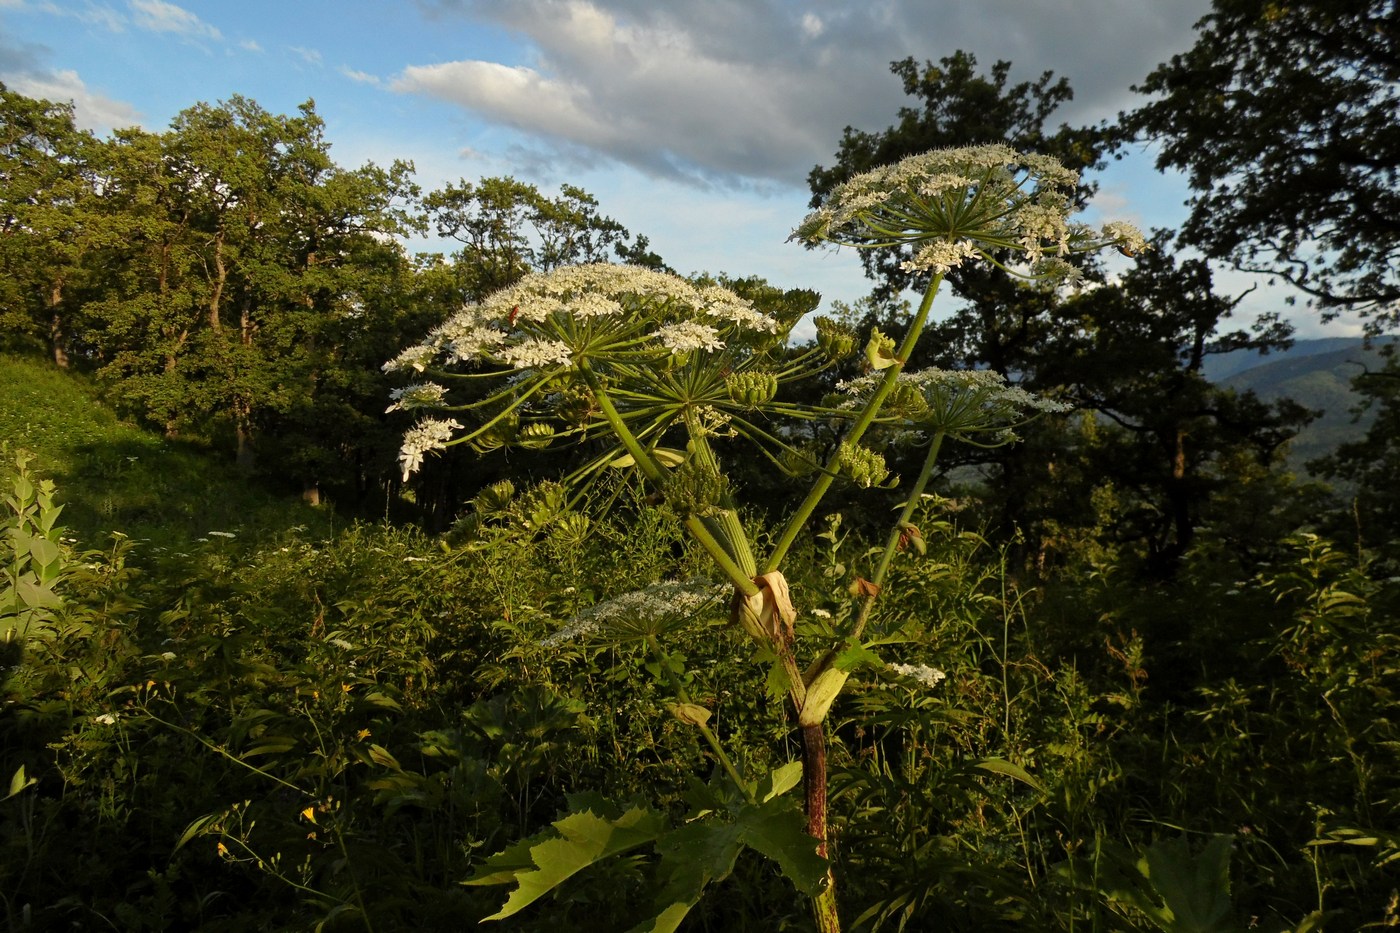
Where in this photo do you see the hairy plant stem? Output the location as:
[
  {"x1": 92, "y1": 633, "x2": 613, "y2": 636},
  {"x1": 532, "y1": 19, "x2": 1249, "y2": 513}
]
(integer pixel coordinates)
[
  {"x1": 763, "y1": 272, "x2": 944, "y2": 574},
  {"x1": 802, "y1": 722, "x2": 840, "y2": 933}
]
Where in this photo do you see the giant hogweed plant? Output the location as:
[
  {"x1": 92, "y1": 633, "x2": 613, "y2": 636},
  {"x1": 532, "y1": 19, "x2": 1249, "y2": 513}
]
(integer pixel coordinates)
[{"x1": 386, "y1": 144, "x2": 1145, "y2": 931}]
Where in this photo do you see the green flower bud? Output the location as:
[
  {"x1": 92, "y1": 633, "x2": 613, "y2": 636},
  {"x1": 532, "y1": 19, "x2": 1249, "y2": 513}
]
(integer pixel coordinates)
[
  {"x1": 473, "y1": 480, "x2": 515, "y2": 515},
  {"x1": 669, "y1": 702, "x2": 712, "y2": 727},
  {"x1": 778, "y1": 445, "x2": 819, "y2": 478},
  {"x1": 469, "y1": 414, "x2": 518, "y2": 453},
  {"x1": 522, "y1": 481, "x2": 568, "y2": 531},
  {"x1": 725, "y1": 371, "x2": 779, "y2": 408},
  {"x1": 554, "y1": 386, "x2": 598, "y2": 426},
  {"x1": 814, "y1": 316, "x2": 857, "y2": 361},
  {"x1": 838, "y1": 442, "x2": 890, "y2": 488},
  {"x1": 518, "y1": 422, "x2": 555, "y2": 449},
  {"x1": 663, "y1": 459, "x2": 730, "y2": 517},
  {"x1": 884, "y1": 380, "x2": 929, "y2": 418},
  {"x1": 549, "y1": 511, "x2": 591, "y2": 546}
]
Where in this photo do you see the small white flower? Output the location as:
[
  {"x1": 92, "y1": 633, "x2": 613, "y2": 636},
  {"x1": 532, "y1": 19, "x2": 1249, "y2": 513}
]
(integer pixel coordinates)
[
  {"x1": 386, "y1": 382, "x2": 448, "y2": 413},
  {"x1": 655, "y1": 321, "x2": 725, "y2": 354},
  {"x1": 889, "y1": 663, "x2": 947, "y2": 688},
  {"x1": 93, "y1": 713, "x2": 120, "y2": 726},
  {"x1": 541, "y1": 580, "x2": 726, "y2": 647},
  {"x1": 900, "y1": 239, "x2": 981, "y2": 274},
  {"x1": 383, "y1": 345, "x2": 435, "y2": 373},
  {"x1": 398, "y1": 418, "x2": 462, "y2": 480},
  {"x1": 1101, "y1": 220, "x2": 1148, "y2": 255},
  {"x1": 498, "y1": 338, "x2": 573, "y2": 369}
]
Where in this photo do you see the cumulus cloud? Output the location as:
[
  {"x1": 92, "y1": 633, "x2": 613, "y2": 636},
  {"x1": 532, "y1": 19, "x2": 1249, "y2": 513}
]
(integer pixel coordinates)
[
  {"x1": 401, "y1": 0, "x2": 1210, "y2": 187},
  {"x1": 3, "y1": 68, "x2": 141, "y2": 131},
  {"x1": 129, "y1": 0, "x2": 220, "y2": 40}
]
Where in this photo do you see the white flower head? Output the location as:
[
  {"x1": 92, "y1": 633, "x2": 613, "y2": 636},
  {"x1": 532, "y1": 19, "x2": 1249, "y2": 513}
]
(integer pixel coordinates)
[
  {"x1": 541, "y1": 580, "x2": 727, "y2": 647},
  {"x1": 655, "y1": 321, "x2": 725, "y2": 354},
  {"x1": 1101, "y1": 220, "x2": 1148, "y2": 256},
  {"x1": 497, "y1": 337, "x2": 573, "y2": 370},
  {"x1": 398, "y1": 417, "x2": 462, "y2": 480},
  {"x1": 382, "y1": 345, "x2": 435, "y2": 373},
  {"x1": 889, "y1": 663, "x2": 947, "y2": 688},
  {"x1": 386, "y1": 382, "x2": 448, "y2": 413},
  {"x1": 900, "y1": 239, "x2": 981, "y2": 274}
]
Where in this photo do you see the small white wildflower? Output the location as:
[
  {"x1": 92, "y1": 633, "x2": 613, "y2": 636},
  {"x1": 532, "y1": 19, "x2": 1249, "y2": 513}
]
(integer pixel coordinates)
[
  {"x1": 383, "y1": 345, "x2": 435, "y2": 373},
  {"x1": 697, "y1": 287, "x2": 778, "y2": 333},
  {"x1": 541, "y1": 580, "x2": 726, "y2": 647},
  {"x1": 810, "y1": 608, "x2": 832, "y2": 619},
  {"x1": 398, "y1": 418, "x2": 462, "y2": 480},
  {"x1": 889, "y1": 663, "x2": 947, "y2": 688},
  {"x1": 386, "y1": 382, "x2": 448, "y2": 413},
  {"x1": 655, "y1": 321, "x2": 725, "y2": 354},
  {"x1": 1101, "y1": 220, "x2": 1148, "y2": 255},
  {"x1": 498, "y1": 338, "x2": 573, "y2": 369},
  {"x1": 93, "y1": 713, "x2": 120, "y2": 726},
  {"x1": 901, "y1": 239, "x2": 980, "y2": 274}
]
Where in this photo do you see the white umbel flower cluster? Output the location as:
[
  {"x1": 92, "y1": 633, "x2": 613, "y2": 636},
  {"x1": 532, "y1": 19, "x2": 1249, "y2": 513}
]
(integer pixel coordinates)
[
  {"x1": 386, "y1": 382, "x2": 448, "y2": 413},
  {"x1": 397, "y1": 418, "x2": 461, "y2": 480},
  {"x1": 656, "y1": 321, "x2": 725, "y2": 354},
  {"x1": 794, "y1": 144, "x2": 1145, "y2": 279},
  {"x1": 540, "y1": 579, "x2": 727, "y2": 647},
  {"x1": 888, "y1": 662, "x2": 948, "y2": 688},
  {"x1": 384, "y1": 263, "x2": 778, "y2": 380}
]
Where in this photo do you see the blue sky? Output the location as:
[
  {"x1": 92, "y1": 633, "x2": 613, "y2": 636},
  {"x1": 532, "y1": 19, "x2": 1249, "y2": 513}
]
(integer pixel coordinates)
[{"x1": 0, "y1": 0, "x2": 1363, "y2": 338}]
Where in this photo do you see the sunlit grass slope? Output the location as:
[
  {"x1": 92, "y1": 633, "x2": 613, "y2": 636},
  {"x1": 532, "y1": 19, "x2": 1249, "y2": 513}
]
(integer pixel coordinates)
[{"x1": 0, "y1": 353, "x2": 330, "y2": 546}]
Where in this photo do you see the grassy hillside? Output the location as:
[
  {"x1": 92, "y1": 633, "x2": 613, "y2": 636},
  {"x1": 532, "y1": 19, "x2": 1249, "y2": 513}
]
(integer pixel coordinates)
[{"x1": 0, "y1": 353, "x2": 330, "y2": 546}]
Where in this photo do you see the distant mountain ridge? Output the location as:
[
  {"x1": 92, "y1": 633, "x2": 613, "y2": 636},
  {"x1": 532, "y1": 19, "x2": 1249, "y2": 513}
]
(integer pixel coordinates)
[
  {"x1": 1205, "y1": 337, "x2": 1397, "y2": 473},
  {"x1": 1201, "y1": 337, "x2": 1387, "y2": 382}
]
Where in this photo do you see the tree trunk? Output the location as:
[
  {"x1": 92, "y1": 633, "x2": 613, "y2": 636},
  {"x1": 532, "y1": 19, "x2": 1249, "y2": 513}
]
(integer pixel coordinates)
[{"x1": 48, "y1": 280, "x2": 68, "y2": 369}]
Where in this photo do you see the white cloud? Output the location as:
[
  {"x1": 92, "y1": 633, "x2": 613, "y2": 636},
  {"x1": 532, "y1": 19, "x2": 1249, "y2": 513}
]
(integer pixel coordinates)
[
  {"x1": 399, "y1": 0, "x2": 1212, "y2": 188},
  {"x1": 288, "y1": 45, "x2": 322, "y2": 65},
  {"x1": 3, "y1": 68, "x2": 141, "y2": 131},
  {"x1": 394, "y1": 0, "x2": 829, "y2": 185},
  {"x1": 240, "y1": 38, "x2": 262, "y2": 52},
  {"x1": 129, "y1": 0, "x2": 220, "y2": 40},
  {"x1": 340, "y1": 65, "x2": 382, "y2": 86}
]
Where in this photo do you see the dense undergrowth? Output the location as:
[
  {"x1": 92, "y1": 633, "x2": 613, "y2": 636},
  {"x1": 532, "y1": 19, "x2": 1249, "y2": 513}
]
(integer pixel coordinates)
[{"x1": 2, "y1": 394, "x2": 1397, "y2": 930}]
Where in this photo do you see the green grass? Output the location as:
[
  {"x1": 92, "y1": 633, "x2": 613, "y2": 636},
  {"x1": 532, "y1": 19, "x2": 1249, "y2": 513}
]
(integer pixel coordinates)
[{"x1": 0, "y1": 352, "x2": 331, "y2": 547}]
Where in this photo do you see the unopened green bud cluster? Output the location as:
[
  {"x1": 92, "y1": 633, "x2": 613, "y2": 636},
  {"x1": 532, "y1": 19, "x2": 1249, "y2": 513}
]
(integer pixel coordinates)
[
  {"x1": 838, "y1": 442, "x2": 890, "y2": 488},
  {"x1": 725, "y1": 371, "x2": 779, "y2": 408},
  {"x1": 663, "y1": 459, "x2": 731, "y2": 517}
]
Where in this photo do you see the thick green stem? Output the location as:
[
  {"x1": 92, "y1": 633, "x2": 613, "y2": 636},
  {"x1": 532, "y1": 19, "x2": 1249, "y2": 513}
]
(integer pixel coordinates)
[
  {"x1": 685, "y1": 417, "x2": 758, "y2": 578},
  {"x1": 764, "y1": 273, "x2": 944, "y2": 574}
]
